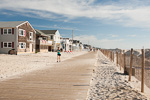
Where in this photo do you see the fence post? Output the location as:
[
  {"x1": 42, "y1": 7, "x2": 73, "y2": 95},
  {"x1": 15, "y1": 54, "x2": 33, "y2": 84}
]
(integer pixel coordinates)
[
  {"x1": 111, "y1": 51, "x2": 112, "y2": 61},
  {"x1": 129, "y1": 48, "x2": 133, "y2": 81},
  {"x1": 120, "y1": 50, "x2": 122, "y2": 71},
  {"x1": 116, "y1": 51, "x2": 118, "y2": 66},
  {"x1": 141, "y1": 49, "x2": 145, "y2": 93},
  {"x1": 113, "y1": 52, "x2": 115, "y2": 62},
  {"x1": 123, "y1": 50, "x2": 126, "y2": 74}
]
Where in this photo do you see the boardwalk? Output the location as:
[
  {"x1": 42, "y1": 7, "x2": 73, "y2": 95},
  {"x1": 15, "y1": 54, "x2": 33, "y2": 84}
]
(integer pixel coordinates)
[{"x1": 0, "y1": 52, "x2": 96, "y2": 100}]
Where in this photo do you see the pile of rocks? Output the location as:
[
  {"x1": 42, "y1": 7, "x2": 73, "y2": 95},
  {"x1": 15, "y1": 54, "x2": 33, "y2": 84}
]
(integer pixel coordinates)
[{"x1": 87, "y1": 51, "x2": 148, "y2": 100}]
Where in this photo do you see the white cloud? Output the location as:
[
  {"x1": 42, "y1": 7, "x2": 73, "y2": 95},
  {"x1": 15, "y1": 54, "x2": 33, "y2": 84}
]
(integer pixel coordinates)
[
  {"x1": 74, "y1": 34, "x2": 150, "y2": 49},
  {"x1": 33, "y1": 24, "x2": 79, "y2": 31},
  {"x1": 127, "y1": 35, "x2": 136, "y2": 37},
  {"x1": 1, "y1": 0, "x2": 150, "y2": 28},
  {"x1": 109, "y1": 34, "x2": 119, "y2": 38},
  {"x1": 74, "y1": 35, "x2": 124, "y2": 49}
]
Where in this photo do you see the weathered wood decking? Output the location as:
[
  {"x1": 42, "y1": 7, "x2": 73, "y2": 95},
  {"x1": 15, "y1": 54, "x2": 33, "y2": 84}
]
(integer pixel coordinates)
[{"x1": 0, "y1": 52, "x2": 96, "y2": 100}]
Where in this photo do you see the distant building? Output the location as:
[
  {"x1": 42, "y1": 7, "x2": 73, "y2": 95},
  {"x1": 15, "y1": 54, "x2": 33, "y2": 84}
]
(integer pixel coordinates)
[
  {"x1": 40, "y1": 30, "x2": 61, "y2": 52},
  {"x1": 35, "y1": 29, "x2": 52, "y2": 52},
  {"x1": 83, "y1": 44, "x2": 92, "y2": 51},
  {"x1": 60, "y1": 37, "x2": 71, "y2": 52},
  {"x1": 0, "y1": 21, "x2": 36, "y2": 54},
  {"x1": 72, "y1": 40, "x2": 80, "y2": 51}
]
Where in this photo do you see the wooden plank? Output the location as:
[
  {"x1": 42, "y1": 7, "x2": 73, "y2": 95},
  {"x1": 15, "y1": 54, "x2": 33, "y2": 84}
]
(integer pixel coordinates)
[
  {"x1": 141, "y1": 49, "x2": 145, "y2": 93},
  {"x1": 123, "y1": 50, "x2": 126, "y2": 74},
  {"x1": 129, "y1": 48, "x2": 133, "y2": 81},
  {"x1": 120, "y1": 50, "x2": 122, "y2": 71}
]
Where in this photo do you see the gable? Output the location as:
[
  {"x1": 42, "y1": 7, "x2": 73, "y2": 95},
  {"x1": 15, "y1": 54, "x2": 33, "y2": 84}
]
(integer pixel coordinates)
[
  {"x1": 55, "y1": 30, "x2": 60, "y2": 36},
  {"x1": 17, "y1": 21, "x2": 36, "y2": 33}
]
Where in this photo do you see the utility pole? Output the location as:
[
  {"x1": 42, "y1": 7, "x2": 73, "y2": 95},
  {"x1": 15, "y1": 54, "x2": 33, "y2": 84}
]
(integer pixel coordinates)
[{"x1": 72, "y1": 30, "x2": 73, "y2": 51}]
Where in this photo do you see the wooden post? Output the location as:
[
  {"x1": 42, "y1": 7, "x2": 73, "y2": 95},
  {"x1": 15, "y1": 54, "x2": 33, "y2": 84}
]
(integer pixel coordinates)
[
  {"x1": 123, "y1": 50, "x2": 126, "y2": 73},
  {"x1": 141, "y1": 49, "x2": 145, "y2": 93},
  {"x1": 120, "y1": 50, "x2": 122, "y2": 71},
  {"x1": 111, "y1": 51, "x2": 112, "y2": 61},
  {"x1": 129, "y1": 48, "x2": 133, "y2": 81},
  {"x1": 116, "y1": 51, "x2": 118, "y2": 66},
  {"x1": 113, "y1": 52, "x2": 114, "y2": 62}
]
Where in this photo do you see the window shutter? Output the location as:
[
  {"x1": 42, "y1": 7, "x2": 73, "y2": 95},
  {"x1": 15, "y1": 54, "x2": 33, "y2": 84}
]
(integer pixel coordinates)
[
  {"x1": 1, "y1": 42, "x2": 3, "y2": 48},
  {"x1": 12, "y1": 28, "x2": 14, "y2": 34},
  {"x1": 1, "y1": 28, "x2": 3, "y2": 35},
  {"x1": 12, "y1": 42, "x2": 14, "y2": 48}
]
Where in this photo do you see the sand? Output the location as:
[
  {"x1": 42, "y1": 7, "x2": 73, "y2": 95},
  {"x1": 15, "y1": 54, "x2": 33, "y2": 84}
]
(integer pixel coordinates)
[{"x1": 87, "y1": 50, "x2": 150, "y2": 100}]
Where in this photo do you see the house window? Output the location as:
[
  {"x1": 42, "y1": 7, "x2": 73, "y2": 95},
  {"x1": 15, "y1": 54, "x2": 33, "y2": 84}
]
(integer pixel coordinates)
[
  {"x1": 50, "y1": 35, "x2": 53, "y2": 40},
  {"x1": 19, "y1": 29, "x2": 25, "y2": 36},
  {"x1": 8, "y1": 29, "x2": 12, "y2": 34},
  {"x1": 3, "y1": 29, "x2": 12, "y2": 34},
  {"x1": 3, "y1": 42, "x2": 12, "y2": 48},
  {"x1": 29, "y1": 32, "x2": 33, "y2": 40},
  {"x1": 8, "y1": 43, "x2": 12, "y2": 47},
  {"x1": 4, "y1": 43, "x2": 7, "y2": 48},
  {"x1": 19, "y1": 42, "x2": 26, "y2": 49}
]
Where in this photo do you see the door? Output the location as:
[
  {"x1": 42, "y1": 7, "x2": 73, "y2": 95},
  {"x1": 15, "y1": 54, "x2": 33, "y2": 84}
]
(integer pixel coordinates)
[
  {"x1": 48, "y1": 46, "x2": 52, "y2": 51},
  {"x1": 30, "y1": 43, "x2": 33, "y2": 52}
]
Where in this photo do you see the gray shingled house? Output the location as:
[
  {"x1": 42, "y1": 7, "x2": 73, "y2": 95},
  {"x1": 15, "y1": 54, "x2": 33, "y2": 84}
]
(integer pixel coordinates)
[{"x1": 0, "y1": 21, "x2": 36, "y2": 54}]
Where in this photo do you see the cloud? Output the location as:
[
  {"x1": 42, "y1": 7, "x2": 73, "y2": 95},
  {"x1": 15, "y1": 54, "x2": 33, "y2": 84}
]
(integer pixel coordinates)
[
  {"x1": 33, "y1": 24, "x2": 79, "y2": 31},
  {"x1": 1, "y1": 0, "x2": 150, "y2": 28},
  {"x1": 127, "y1": 35, "x2": 136, "y2": 37},
  {"x1": 74, "y1": 35, "x2": 124, "y2": 49},
  {"x1": 109, "y1": 34, "x2": 119, "y2": 38}
]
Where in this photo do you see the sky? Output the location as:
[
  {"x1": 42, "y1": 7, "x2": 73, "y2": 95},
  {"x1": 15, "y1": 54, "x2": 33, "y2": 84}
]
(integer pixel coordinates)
[{"x1": 0, "y1": 0, "x2": 150, "y2": 49}]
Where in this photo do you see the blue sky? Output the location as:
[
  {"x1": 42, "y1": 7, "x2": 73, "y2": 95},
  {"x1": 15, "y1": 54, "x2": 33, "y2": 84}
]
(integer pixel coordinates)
[{"x1": 0, "y1": 0, "x2": 150, "y2": 49}]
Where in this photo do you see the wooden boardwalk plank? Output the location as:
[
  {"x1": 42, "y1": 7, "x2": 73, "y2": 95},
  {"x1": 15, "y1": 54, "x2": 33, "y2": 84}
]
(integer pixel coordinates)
[{"x1": 0, "y1": 52, "x2": 96, "y2": 100}]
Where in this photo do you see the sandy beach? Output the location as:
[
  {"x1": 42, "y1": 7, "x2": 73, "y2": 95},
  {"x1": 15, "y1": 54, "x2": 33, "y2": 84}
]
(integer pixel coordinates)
[
  {"x1": 87, "y1": 50, "x2": 150, "y2": 100},
  {"x1": 0, "y1": 51, "x2": 88, "y2": 81}
]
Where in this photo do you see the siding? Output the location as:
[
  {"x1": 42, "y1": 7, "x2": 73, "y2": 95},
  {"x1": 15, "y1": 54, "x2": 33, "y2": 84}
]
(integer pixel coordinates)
[
  {"x1": 0, "y1": 28, "x2": 17, "y2": 54},
  {"x1": 18, "y1": 22, "x2": 36, "y2": 52}
]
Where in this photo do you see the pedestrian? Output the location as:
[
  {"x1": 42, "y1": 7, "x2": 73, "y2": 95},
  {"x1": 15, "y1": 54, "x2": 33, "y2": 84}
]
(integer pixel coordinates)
[{"x1": 57, "y1": 47, "x2": 61, "y2": 62}]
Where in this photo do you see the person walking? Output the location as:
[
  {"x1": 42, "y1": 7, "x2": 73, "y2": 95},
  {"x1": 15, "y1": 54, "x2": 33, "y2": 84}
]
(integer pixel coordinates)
[{"x1": 57, "y1": 47, "x2": 61, "y2": 62}]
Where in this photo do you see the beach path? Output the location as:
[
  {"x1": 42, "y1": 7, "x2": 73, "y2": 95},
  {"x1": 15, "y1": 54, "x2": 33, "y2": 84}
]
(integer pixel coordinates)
[{"x1": 0, "y1": 52, "x2": 96, "y2": 100}]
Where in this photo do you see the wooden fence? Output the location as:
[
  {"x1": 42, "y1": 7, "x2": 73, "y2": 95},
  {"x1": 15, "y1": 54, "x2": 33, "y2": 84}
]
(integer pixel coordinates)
[{"x1": 100, "y1": 48, "x2": 149, "y2": 93}]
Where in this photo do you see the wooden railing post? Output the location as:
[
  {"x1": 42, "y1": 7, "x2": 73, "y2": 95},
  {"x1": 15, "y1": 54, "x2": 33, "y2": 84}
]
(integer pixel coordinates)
[
  {"x1": 123, "y1": 50, "x2": 126, "y2": 74},
  {"x1": 129, "y1": 48, "x2": 133, "y2": 81},
  {"x1": 141, "y1": 49, "x2": 145, "y2": 93},
  {"x1": 120, "y1": 50, "x2": 122, "y2": 71},
  {"x1": 113, "y1": 52, "x2": 114, "y2": 62},
  {"x1": 116, "y1": 51, "x2": 118, "y2": 66}
]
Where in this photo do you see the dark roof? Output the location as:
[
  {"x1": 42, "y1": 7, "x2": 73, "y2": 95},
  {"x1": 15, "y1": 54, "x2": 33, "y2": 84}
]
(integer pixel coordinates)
[
  {"x1": 35, "y1": 29, "x2": 48, "y2": 37},
  {"x1": 73, "y1": 40, "x2": 80, "y2": 43},
  {"x1": 0, "y1": 21, "x2": 26, "y2": 28},
  {"x1": 40, "y1": 30, "x2": 57, "y2": 34},
  {"x1": 61, "y1": 37, "x2": 70, "y2": 40}
]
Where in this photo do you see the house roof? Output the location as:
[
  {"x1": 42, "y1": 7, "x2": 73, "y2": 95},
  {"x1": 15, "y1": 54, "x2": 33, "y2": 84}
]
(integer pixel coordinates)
[
  {"x1": 35, "y1": 29, "x2": 48, "y2": 37},
  {"x1": 40, "y1": 30, "x2": 57, "y2": 35},
  {"x1": 60, "y1": 37, "x2": 70, "y2": 40},
  {"x1": 0, "y1": 21, "x2": 26, "y2": 28},
  {"x1": 73, "y1": 40, "x2": 80, "y2": 43}
]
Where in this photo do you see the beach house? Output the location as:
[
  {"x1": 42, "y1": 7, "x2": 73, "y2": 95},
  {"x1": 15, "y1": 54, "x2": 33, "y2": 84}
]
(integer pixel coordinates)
[
  {"x1": 35, "y1": 29, "x2": 53, "y2": 52},
  {"x1": 60, "y1": 37, "x2": 71, "y2": 52},
  {"x1": 72, "y1": 40, "x2": 80, "y2": 51},
  {"x1": 40, "y1": 30, "x2": 61, "y2": 52},
  {"x1": 0, "y1": 21, "x2": 36, "y2": 54}
]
